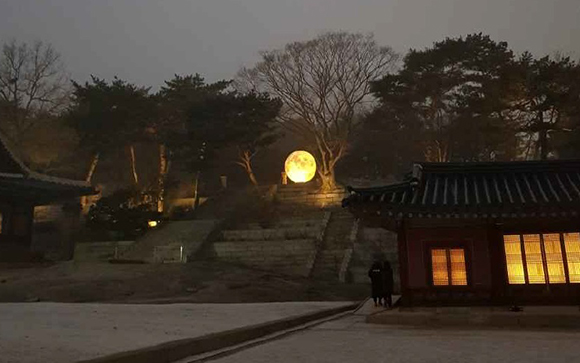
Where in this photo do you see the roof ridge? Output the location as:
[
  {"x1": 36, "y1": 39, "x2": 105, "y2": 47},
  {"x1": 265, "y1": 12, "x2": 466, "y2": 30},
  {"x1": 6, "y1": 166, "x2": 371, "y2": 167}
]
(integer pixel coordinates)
[{"x1": 417, "y1": 159, "x2": 580, "y2": 173}]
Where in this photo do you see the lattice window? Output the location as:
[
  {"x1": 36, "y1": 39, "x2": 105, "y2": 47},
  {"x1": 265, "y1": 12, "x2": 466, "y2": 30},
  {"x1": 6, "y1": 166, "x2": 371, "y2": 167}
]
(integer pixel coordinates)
[
  {"x1": 523, "y1": 234, "x2": 546, "y2": 284},
  {"x1": 503, "y1": 235, "x2": 525, "y2": 284},
  {"x1": 563, "y1": 233, "x2": 580, "y2": 283},
  {"x1": 431, "y1": 248, "x2": 468, "y2": 286},
  {"x1": 543, "y1": 234, "x2": 566, "y2": 284},
  {"x1": 503, "y1": 233, "x2": 580, "y2": 285},
  {"x1": 431, "y1": 249, "x2": 449, "y2": 286}
]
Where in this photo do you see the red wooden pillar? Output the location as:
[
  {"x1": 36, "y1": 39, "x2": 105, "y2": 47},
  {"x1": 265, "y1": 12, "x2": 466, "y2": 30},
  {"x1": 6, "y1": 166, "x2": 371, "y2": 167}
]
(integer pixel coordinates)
[
  {"x1": 487, "y1": 221, "x2": 507, "y2": 305},
  {"x1": 397, "y1": 218, "x2": 410, "y2": 306}
]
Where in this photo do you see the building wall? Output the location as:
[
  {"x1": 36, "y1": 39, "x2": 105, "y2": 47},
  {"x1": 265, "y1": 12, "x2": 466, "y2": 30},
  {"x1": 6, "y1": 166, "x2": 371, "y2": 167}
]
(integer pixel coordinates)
[
  {"x1": 32, "y1": 203, "x2": 81, "y2": 260},
  {"x1": 0, "y1": 202, "x2": 36, "y2": 261},
  {"x1": 405, "y1": 223, "x2": 492, "y2": 290}
]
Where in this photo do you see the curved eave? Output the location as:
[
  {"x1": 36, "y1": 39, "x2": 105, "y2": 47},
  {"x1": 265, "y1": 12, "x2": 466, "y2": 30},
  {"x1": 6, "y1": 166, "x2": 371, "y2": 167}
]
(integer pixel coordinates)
[{"x1": 0, "y1": 176, "x2": 97, "y2": 203}]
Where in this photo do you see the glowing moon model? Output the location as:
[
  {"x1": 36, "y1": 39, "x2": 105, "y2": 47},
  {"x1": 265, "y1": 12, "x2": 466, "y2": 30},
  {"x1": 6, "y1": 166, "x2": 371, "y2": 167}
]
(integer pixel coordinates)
[{"x1": 285, "y1": 150, "x2": 317, "y2": 183}]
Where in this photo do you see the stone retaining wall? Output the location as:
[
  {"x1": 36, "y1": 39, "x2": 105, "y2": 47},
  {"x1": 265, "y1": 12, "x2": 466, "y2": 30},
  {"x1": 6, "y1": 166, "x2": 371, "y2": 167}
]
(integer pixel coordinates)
[
  {"x1": 212, "y1": 239, "x2": 317, "y2": 276},
  {"x1": 74, "y1": 241, "x2": 135, "y2": 262},
  {"x1": 350, "y1": 227, "x2": 400, "y2": 292},
  {"x1": 276, "y1": 189, "x2": 348, "y2": 208},
  {"x1": 153, "y1": 243, "x2": 186, "y2": 263}
]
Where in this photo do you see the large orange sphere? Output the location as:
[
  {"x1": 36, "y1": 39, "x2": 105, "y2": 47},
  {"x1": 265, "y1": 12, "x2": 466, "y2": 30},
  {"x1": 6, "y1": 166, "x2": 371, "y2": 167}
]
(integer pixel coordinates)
[{"x1": 284, "y1": 150, "x2": 317, "y2": 183}]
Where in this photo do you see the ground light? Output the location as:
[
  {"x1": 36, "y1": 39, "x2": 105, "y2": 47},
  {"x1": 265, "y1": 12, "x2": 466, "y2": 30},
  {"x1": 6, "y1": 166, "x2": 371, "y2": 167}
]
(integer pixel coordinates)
[
  {"x1": 284, "y1": 150, "x2": 316, "y2": 183},
  {"x1": 148, "y1": 220, "x2": 159, "y2": 228}
]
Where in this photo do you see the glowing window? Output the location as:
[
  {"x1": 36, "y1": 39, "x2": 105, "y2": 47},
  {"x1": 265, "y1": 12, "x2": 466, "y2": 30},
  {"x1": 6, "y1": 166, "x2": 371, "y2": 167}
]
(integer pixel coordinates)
[
  {"x1": 503, "y1": 235, "x2": 525, "y2": 284},
  {"x1": 543, "y1": 234, "x2": 566, "y2": 284},
  {"x1": 450, "y1": 249, "x2": 468, "y2": 285},
  {"x1": 523, "y1": 234, "x2": 546, "y2": 284},
  {"x1": 563, "y1": 233, "x2": 580, "y2": 283},
  {"x1": 504, "y1": 233, "x2": 580, "y2": 285},
  {"x1": 431, "y1": 249, "x2": 449, "y2": 286},
  {"x1": 431, "y1": 248, "x2": 467, "y2": 286}
]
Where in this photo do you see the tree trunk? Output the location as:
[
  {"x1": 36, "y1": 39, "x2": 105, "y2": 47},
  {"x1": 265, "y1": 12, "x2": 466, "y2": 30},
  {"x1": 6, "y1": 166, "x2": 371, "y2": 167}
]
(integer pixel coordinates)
[
  {"x1": 538, "y1": 128, "x2": 548, "y2": 160},
  {"x1": 81, "y1": 153, "x2": 100, "y2": 213},
  {"x1": 533, "y1": 112, "x2": 549, "y2": 160},
  {"x1": 85, "y1": 153, "x2": 100, "y2": 183},
  {"x1": 318, "y1": 168, "x2": 338, "y2": 192},
  {"x1": 193, "y1": 171, "x2": 201, "y2": 209},
  {"x1": 314, "y1": 138, "x2": 341, "y2": 193},
  {"x1": 247, "y1": 169, "x2": 258, "y2": 187},
  {"x1": 157, "y1": 144, "x2": 168, "y2": 213},
  {"x1": 237, "y1": 150, "x2": 259, "y2": 187},
  {"x1": 129, "y1": 145, "x2": 139, "y2": 186}
]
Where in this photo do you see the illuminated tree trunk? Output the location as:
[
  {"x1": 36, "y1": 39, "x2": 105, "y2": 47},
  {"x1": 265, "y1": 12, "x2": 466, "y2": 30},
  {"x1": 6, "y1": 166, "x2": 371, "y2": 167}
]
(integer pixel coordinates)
[
  {"x1": 318, "y1": 166, "x2": 338, "y2": 192},
  {"x1": 315, "y1": 138, "x2": 341, "y2": 192},
  {"x1": 81, "y1": 152, "x2": 100, "y2": 212},
  {"x1": 193, "y1": 171, "x2": 201, "y2": 209},
  {"x1": 85, "y1": 153, "x2": 100, "y2": 183},
  {"x1": 247, "y1": 169, "x2": 258, "y2": 187},
  {"x1": 157, "y1": 143, "x2": 168, "y2": 213},
  {"x1": 129, "y1": 145, "x2": 139, "y2": 186},
  {"x1": 236, "y1": 149, "x2": 259, "y2": 186}
]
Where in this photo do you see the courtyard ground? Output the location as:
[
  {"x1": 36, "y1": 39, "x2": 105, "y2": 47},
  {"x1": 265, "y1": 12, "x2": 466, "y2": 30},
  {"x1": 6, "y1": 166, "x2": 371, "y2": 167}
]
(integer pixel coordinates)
[
  {"x1": 0, "y1": 261, "x2": 368, "y2": 303},
  {"x1": 199, "y1": 307, "x2": 580, "y2": 363},
  {"x1": 0, "y1": 301, "x2": 353, "y2": 363}
]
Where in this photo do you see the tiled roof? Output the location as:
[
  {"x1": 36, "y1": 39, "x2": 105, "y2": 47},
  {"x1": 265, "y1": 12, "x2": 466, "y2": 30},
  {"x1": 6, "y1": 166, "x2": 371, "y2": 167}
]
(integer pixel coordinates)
[
  {"x1": 0, "y1": 132, "x2": 95, "y2": 198},
  {"x1": 343, "y1": 160, "x2": 580, "y2": 218},
  {"x1": 0, "y1": 175, "x2": 95, "y2": 199}
]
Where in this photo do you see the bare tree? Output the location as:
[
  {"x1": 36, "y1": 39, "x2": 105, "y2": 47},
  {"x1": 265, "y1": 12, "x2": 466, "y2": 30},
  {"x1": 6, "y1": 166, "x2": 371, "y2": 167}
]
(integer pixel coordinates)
[
  {"x1": 0, "y1": 40, "x2": 69, "y2": 145},
  {"x1": 237, "y1": 32, "x2": 398, "y2": 191}
]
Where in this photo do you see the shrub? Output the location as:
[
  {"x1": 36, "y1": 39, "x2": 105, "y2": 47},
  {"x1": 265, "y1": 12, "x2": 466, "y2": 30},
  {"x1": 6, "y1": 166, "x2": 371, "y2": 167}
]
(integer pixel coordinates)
[{"x1": 87, "y1": 188, "x2": 161, "y2": 239}]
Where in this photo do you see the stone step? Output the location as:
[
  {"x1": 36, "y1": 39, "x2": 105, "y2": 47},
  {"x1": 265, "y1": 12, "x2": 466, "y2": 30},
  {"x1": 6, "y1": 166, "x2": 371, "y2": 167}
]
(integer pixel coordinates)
[
  {"x1": 212, "y1": 238, "x2": 316, "y2": 277},
  {"x1": 213, "y1": 239, "x2": 316, "y2": 253},
  {"x1": 243, "y1": 218, "x2": 324, "y2": 230},
  {"x1": 222, "y1": 227, "x2": 321, "y2": 241}
]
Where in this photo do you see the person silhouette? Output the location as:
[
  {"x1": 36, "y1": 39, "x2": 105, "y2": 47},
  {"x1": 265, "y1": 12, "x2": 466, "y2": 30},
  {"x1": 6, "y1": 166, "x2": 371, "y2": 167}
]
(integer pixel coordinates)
[
  {"x1": 368, "y1": 261, "x2": 384, "y2": 307},
  {"x1": 382, "y1": 260, "x2": 394, "y2": 308}
]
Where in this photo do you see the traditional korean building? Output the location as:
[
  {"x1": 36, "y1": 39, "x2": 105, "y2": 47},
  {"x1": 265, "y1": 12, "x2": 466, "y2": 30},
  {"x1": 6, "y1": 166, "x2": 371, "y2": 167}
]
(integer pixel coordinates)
[
  {"x1": 0, "y1": 133, "x2": 95, "y2": 261},
  {"x1": 343, "y1": 161, "x2": 580, "y2": 306}
]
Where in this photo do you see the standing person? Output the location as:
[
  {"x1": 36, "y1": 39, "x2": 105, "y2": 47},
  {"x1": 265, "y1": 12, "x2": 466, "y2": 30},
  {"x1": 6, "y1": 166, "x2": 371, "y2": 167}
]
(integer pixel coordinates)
[
  {"x1": 368, "y1": 261, "x2": 384, "y2": 307},
  {"x1": 382, "y1": 260, "x2": 394, "y2": 308}
]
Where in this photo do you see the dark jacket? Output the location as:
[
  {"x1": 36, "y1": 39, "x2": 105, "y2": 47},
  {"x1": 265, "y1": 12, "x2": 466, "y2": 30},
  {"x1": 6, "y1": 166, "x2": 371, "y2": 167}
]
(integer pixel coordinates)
[
  {"x1": 382, "y1": 262, "x2": 394, "y2": 295},
  {"x1": 368, "y1": 262, "x2": 384, "y2": 297}
]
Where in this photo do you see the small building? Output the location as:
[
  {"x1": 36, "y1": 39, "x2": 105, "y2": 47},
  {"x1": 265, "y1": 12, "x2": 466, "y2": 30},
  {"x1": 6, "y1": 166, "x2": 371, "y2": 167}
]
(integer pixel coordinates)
[
  {"x1": 344, "y1": 161, "x2": 580, "y2": 306},
  {"x1": 0, "y1": 134, "x2": 95, "y2": 261}
]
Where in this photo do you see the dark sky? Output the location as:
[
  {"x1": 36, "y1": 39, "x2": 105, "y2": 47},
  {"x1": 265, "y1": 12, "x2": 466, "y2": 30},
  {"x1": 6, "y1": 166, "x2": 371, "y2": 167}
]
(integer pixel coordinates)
[{"x1": 1, "y1": 0, "x2": 579, "y2": 88}]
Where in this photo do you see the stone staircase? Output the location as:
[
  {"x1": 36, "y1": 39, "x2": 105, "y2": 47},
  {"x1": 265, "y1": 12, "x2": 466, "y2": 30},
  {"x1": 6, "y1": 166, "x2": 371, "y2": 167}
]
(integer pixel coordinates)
[
  {"x1": 211, "y1": 212, "x2": 329, "y2": 277},
  {"x1": 311, "y1": 209, "x2": 356, "y2": 280},
  {"x1": 120, "y1": 219, "x2": 218, "y2": 263},
  {"x1": 188, "y1": 184, "x2": 362, "y2": 281}
]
